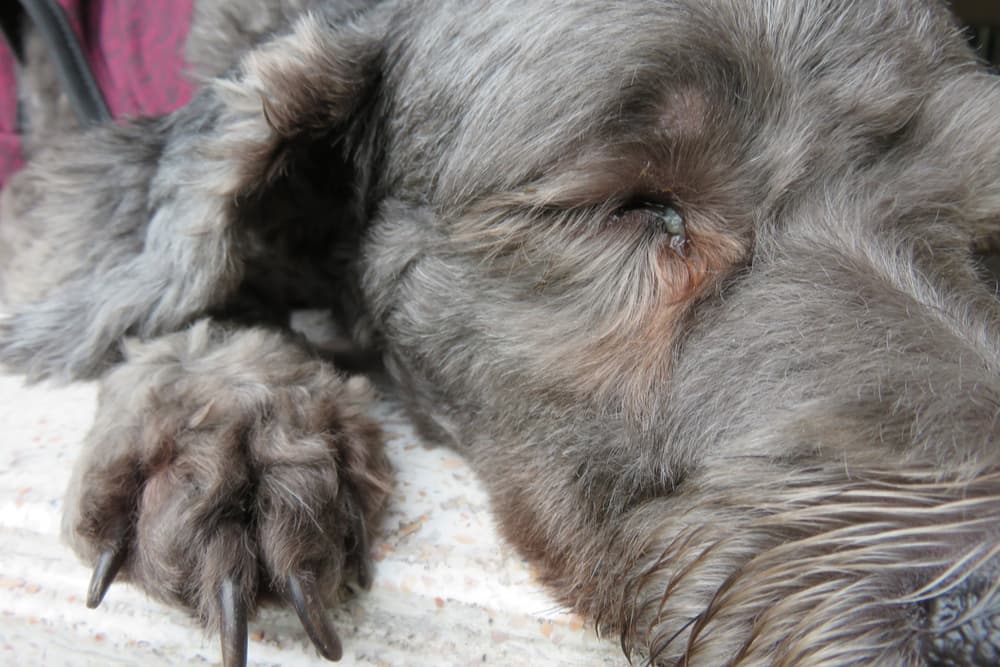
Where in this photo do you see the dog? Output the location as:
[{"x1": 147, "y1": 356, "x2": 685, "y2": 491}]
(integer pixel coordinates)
[{"x1": 1, "y1": 1, "x2": 1000, "y2": 665}]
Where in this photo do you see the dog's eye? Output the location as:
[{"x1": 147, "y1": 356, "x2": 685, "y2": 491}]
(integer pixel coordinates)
[{"x1": 614, "y1": 201, "x2": 689, "y2": 257}]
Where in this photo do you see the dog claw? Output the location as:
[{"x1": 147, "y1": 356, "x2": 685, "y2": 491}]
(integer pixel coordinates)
[
  {"x1": 288, "y1": 574, "x2": 343, "y2": 661},
  {"x1": 86, "y1": 545, "x2": 127, "y2": 608},
  {"x1": 352, "y1": 514, "x2": 373, "y2": 590},
  {"x1": 219, "y1": 578, "x2": 248, "y2": 667}
]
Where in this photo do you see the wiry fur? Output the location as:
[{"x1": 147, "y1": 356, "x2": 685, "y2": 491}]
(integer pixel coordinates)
[
  {"x1": 63, "y1": 319, "x2": 390, "y2": 628},
  {"x1": 2, "y1": 1, "x2": 1000, "y2": 665}
]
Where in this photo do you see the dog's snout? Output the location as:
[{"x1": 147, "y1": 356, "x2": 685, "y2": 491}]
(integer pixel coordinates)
[{"x1": 920, "y1": 572, "x2": 1000, "y2": 667}]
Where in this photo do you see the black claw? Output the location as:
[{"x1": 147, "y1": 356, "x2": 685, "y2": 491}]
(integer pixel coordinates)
[
  {"x1": 352, "y1": 514, "x2": 373, "y2": 590},
  {"x1": 288, "y1": 574, "x2": 343, "y2": 661},
  {"x1": 219, "y1": 578, "x2": 248, "y2": 667},
  {"x1": 86, "y1": 545, "x2": 127, "y2": 609}
]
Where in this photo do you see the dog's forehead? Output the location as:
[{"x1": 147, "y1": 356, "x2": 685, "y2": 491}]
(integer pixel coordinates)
[
  {"x1": 388, "y1": 2, "x2": 728, "y2": 193},
  {"x1": 386, "y1": 0, "x2": 961, "y2": 207}
]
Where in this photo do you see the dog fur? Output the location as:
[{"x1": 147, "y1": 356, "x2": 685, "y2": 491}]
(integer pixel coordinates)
[{"x1": 2, "y1": 1, "x2": 1000, "y2": 664}]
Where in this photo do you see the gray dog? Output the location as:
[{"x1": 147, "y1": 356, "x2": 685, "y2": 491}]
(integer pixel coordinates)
[{"x1": 1, "y1": 0, "x2": 999, "y2": 665}]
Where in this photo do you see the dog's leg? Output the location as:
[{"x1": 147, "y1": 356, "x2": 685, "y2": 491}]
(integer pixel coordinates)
[
  {"x1": 0, "y1": 9, "x2": 383, "y2": 380},
  {"x1": 2, "y1": 10, "x2": 393, "y2": 663},
  {"x1": 61, "y1": 318, "x2": 391, "y2": 663}
]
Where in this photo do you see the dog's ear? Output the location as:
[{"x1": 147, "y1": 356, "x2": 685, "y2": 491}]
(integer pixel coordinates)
[
  {"x1": 0, "y1": 9, "x2": 389, "y2": 380},
  {"x1": 210, "y1": 9, "x2": 386, "y2": 201}
]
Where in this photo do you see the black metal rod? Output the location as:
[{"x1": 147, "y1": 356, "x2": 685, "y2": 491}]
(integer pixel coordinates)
[{"x1": 14, "y1": 0, "x2": 111, "y2": 125}]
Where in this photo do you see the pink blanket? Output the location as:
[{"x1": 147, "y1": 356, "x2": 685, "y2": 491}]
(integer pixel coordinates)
[{"x1": 0, "y1": 0, "x2": 195, "y2": 191}]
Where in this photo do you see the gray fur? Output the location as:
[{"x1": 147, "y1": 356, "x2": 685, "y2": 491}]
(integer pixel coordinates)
[{"x1": 2, "y1": 0, "x2": 1000, "y2": 664}]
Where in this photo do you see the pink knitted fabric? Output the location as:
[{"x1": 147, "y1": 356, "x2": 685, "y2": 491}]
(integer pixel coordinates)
[
  {"x1": 0, "y1": 44, "x2": 20, "y2": 191},
  {"x1": 0, "y1": 0, "x2": 195, "y2": 191}
]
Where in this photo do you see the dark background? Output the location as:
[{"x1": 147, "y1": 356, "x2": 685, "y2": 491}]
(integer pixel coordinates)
[{"x1": 952, "y1": 0, "x2": 1000, "y2": 66}]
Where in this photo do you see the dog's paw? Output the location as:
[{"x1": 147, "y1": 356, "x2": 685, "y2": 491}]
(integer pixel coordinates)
[{"x1": 61, "y1": 321, "x2": 391, "y2": 665}]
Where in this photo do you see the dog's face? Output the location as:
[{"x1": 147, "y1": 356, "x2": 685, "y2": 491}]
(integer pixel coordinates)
[
  {"x1": 364, "y1": 0, "x2": 998, "y2": 445},
  {"x1": 6, "y1": 0, "x2": 999, "y2": 664},
  {"x1": 351, "y1": 1, "x2": 1000, "y2": 661}
]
